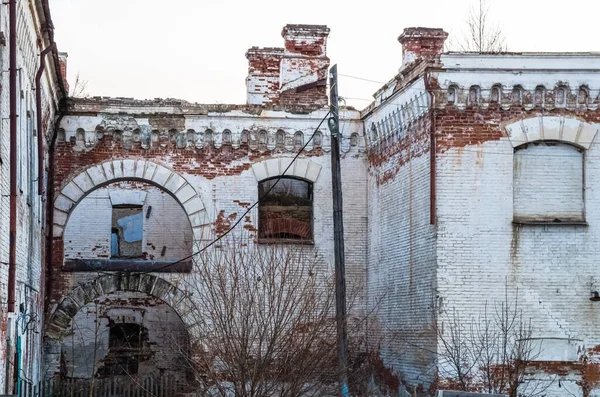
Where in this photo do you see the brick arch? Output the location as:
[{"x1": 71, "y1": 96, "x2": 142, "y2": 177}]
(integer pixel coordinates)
[
  {"x1": 250, "y1": 158, "x2": 322, "y2": 182},
  {"x1": 53, "y1": 159, "x2": 211, "y2": 241},
  {"x1": 45, "y1": 273, "x2": 200, "y2": 341},
  {"x1": 505, "y1": 116, "x2": 599, "y2": 149}
]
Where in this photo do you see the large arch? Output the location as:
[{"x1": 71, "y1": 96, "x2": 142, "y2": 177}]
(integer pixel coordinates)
[
  {"x1": 44, "y1": 274, "x2": 202, "y2": 379},
  {"x1": 53, "y1": 159, "x2": 211, "y2": 242},
  {"x1": 504, "y1": 116, "x2": 599, "y2": 149},
  {"x1": 45, "y1": 273, "x2": 200, "y2": 341}
]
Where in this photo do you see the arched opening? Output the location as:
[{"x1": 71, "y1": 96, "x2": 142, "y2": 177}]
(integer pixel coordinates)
[
  {"x1": 45, "y1": 273, "x2": 199, "y2": 393},
  {"x1": 63, "y1": 181, "x2": 194, "y2": 272},
  {"x1": 60, "y1": 291, "x2": 191, "y2": 382}
]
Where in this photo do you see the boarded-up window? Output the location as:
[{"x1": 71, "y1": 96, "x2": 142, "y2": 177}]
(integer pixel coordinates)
[
  {"x1": 258, "y1": 178, "x2": 313, "y2": 242},
  {"x1": 514, "y1": 142, "x2": 584, "y2": 223},
  {"x1": 111, "y1": 206, "x2": 143, "y2": 258}
]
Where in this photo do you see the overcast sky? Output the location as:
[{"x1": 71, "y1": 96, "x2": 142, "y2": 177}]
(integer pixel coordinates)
[{"x1": 49, "y1": 0, "x2": 599, "y2": 109}]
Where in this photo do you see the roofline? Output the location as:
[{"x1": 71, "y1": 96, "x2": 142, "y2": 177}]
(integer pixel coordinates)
[{"x1": 443, "y1": 51, "x2": 600, "y2": 57}]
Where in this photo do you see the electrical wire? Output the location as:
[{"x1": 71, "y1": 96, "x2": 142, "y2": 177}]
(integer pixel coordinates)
[
  {"x1": 338, "y1": 74, "x2": 387, "y2": 85},
  {"x1": 143, "y1": 110, "x2": 332, "y2": 274}
]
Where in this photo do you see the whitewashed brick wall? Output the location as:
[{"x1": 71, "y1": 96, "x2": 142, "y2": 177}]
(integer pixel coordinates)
[
  {"x1": 367, "y1": 146, "x2": 437, "y2": 386},
  {"x1": 64, "y1": 183, "x2": 192, "y2": 262},
  {"x1": 436, "y1": 134, "x2": 600, "y2": 396},
  {"x1": 0, "y1": 0, "x2": 59, "y2": 391}
]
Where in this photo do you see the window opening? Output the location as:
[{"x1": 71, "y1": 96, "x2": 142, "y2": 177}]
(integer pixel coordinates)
[
  {"x1": 258, "y1": 178, "x2": 313, "y2": 242},
  {"x1": 99, "y1": 323, "x2": 148, "y2": 377},
  {"x1": 111, "y1": 206, "x2": 143, "y2": 258}
]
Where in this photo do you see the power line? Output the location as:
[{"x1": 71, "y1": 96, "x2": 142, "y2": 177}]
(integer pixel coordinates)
[
  {"x1": 338, "y1": 74, "x2": 387, "y2": 85},
  {"x1": 144, "y1": 110, "x2": 332, "y2": 274}
]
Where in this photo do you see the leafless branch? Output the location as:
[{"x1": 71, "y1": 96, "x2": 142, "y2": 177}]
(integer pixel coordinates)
[
  {"x1": 448, "y1": 0, "x2": 507, "y2": 53},
  {"x1": 69, "y1": 72, "x2": 89, "y2": 98}
]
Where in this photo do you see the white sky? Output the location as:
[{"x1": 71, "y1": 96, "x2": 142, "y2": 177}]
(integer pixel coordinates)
[{"x1": 49, "y1": 0, "x2": 600, "y2": 110}]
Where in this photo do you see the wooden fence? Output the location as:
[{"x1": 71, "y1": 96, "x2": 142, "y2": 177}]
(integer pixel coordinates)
[{"x1": 17, "y1": 376, "x2": 194, "y2": 397}]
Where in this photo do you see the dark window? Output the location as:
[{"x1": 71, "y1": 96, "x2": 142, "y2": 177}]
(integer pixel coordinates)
[
  {"x1": 99, "y1": 323, "x2": 148, "y2": 377},
  {"x1": 258, "y1": 178, "x2": 313, "y2": 243},
  {"x1": 111, "y1": 206, "x2": 143, "y2": 258}
]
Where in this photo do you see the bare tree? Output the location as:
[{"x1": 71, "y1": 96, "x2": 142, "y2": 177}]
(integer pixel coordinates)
[
  {"x1": 449, "y1": 0, "x2": 507, "y2": 53},
  {"x1": 176, "y1": 241, "x2": 367, "y2": 397},
  {"x1": 435, "y1": 288, "x2": 553, "y2": 397},
  {"x1": 69, "y1": 72, "x2": 89, "y2": 98}
]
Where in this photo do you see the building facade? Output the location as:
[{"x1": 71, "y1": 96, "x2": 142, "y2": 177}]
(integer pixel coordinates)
[
  {"x1": 364, "y1": 28, "x2": 600, "y2": 396},
  {"x1": 0, "y1": 0, "x2": 65, "y2": 394},
  {"x1": 44, "y1": 25, "x2": 368, "y2": 387},
  {"x1": 38, "y1": 19, "x2": 600, "y2": 397}
]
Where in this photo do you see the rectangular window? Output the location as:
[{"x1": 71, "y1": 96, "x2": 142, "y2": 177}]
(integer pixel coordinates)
[{"x1": 111, "y1": 206, "x2": 143, "y2": 258}]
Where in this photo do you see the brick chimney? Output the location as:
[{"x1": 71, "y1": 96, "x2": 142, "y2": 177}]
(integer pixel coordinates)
[
  {"x1": 398, "y1": 27, "x2": 448, "y2": 68},
  {"x1": 246, "y1": 47, "x2": 284, "y2": 105},
  {"x1": 279, "y1": 24, "x2": 330, "y2": 107},
  {"x1": 245, "y1": 24, "x2": 330, "y2": 108},
  {"x1": 58, "y1": 52, "x2": 69, "y2": 93}
]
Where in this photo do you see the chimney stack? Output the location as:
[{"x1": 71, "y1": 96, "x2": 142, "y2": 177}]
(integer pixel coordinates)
[
  {"x1": 398, "y1": 27, "x2": 448, "y2": 68},
  {"x1": 246, "y1": 47, "x2": 284, "y2": 106},
  {"x1": 279, "y1": 24, "x2": 330, "y2": 107},
  {"x1": 245, "y1": 24, "x2": 330, "y2": 108}
]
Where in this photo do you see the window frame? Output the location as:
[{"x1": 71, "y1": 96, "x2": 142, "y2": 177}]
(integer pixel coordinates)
[{"x1": 257, "y1": 176, "x2": 314, "y2": 245}]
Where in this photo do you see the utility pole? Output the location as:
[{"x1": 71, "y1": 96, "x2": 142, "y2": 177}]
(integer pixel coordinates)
[{"x1": 328, "y1": 64, "x2": 350, "y2": 397}]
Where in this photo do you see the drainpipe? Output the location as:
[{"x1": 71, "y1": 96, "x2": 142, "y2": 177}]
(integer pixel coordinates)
[
  {"x1": 40, "y1": 0, "x2": 67, "y2": 99},
  {"x1": 8, "y1": 0, "x2": 17, "y2": 314},
  {"x1": 38, "y1": 0, "x2": 68, "y2": 313},
  {"x1": 424, "y1": 71, "x2": 436, "y2": 225},
  {"x1": 36, "y1": 43, "x2": 57, "y2": 196}
]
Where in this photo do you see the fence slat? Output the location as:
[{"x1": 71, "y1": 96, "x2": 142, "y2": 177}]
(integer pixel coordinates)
[{"x1": 38, "y1": 375, "x2": 194, "y2": 397}]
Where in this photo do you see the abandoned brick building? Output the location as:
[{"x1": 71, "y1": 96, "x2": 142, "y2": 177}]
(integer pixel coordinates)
[{"x1": 2, "y1": 1, "x2": 600, "y2": 396}]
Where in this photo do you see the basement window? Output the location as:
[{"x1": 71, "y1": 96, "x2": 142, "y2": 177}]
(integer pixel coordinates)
[
  {"x1": 513, "y1": 141, "x2": 585, "y2": 225},
  {"x1": 258, "y1": 177, "x2": 313, "y2": 243},
  {"x1": 111, "y1": 206, "x2": 143, "y2": 258}
]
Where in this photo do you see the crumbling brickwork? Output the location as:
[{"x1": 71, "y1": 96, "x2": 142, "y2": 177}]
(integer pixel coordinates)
[
  {"x1": 40, "y1": 20, "x2": 600, "y2": 397},
  {"x1": 246, "y1": 24, "x2": 329, "y2": 109},
  {"x1": 44, "y1": 24, "x2": 367, "y2": 384}
]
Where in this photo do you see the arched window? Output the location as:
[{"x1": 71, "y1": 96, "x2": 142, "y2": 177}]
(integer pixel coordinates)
[
  {"x1": 578, "y1": 86, "x2": 589, "y2": 105},
  {"x1": 258, "y1": 177, "x2": 313, "y2": 242},
  {"x1": 294, "y1": 131, "x2": 304, "y2": 148},
  {"x1": 556, "y1": 86, "x2": 567, "y2": 107},
  {"x1": 222, "y1": 129, "x2": 232, "y2": 145},
  {"x1": 240, "y1": 130, "x2": 249, "y2": 145},
  {"x1": 490, "y1": 85, "x2": 502, "y2": 103},
  {"x1": 514, "y1": 142, "x2": 584, "y2": 223},
  {"x1": 468, "y1": 85, "x2": 480, "y2": 105},
  {"x1": 511, "y1": 86, "x2": 523, "y2": 104},
  {"x1": 313, "y1": 131, "x2": 323, "y2": 147},
  {"x1": 276, "y1": 130, "x2": 285, "y2": 148},
  {"x1": 259, "y1": 130, "x2": 268, "y2": 149},
  {"x1": 205, "y1": 129, "x2": 214, "y2": 145},
  {"x1": 534, "y1": 86, "x2": 545, "y2": 106},
  {"x1": 447, "y1": 85, "x2": 458, "y2": 104}
]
